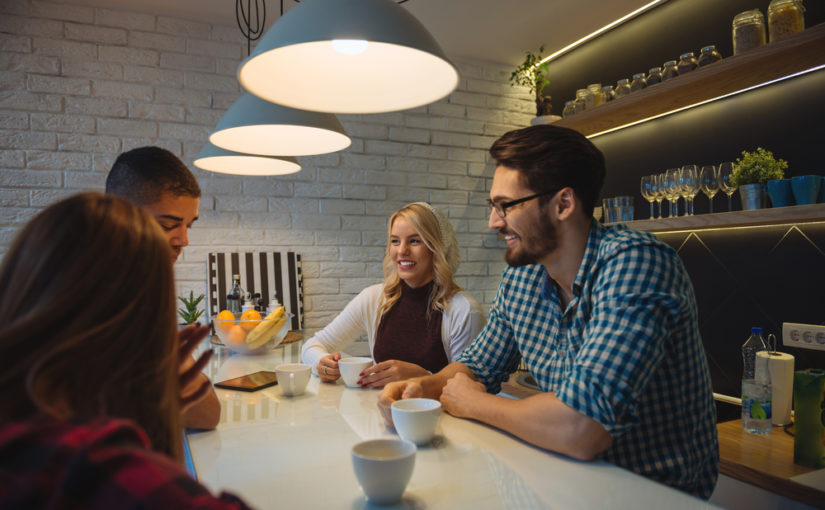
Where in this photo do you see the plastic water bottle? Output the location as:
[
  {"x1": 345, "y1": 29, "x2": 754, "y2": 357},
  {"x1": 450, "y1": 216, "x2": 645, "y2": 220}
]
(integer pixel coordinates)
[{"x1": 741, "y1": 327, "x2": 772, "y2": 434}]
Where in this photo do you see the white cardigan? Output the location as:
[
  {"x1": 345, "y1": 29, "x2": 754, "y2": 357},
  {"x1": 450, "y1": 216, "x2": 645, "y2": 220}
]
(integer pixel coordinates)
[{"x1": 301, "y1": 284, "x2": 485, "y2": 370}]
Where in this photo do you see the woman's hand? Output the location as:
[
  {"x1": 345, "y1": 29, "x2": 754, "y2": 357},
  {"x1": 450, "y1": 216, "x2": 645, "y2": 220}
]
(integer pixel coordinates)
[
  {"x1": 359, "y1": 360, "x2": 430, "y2": 389},
  {"x1": 317, "y1": 352, "x2": 342, "y2": 383},
  {"x1": 178, "y1": 324, "x2": 213, "y2": 412}
]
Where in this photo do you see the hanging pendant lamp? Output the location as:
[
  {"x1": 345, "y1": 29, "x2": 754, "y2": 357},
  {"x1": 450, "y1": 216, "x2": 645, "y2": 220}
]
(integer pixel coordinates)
[
  {"x1": 210, "y1": 93, "x2": 351, "y2": 156},
  {"x1": 237, "y1": 0, "x2": 459, "y2": 114},
  {"x1": 194, "y1": 142, "x2": 301, "y2": 176}
]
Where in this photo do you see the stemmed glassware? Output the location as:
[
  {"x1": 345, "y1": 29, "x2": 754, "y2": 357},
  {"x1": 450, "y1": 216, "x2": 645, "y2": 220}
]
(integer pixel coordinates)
[
  {"x1": 718, "y1": 162, "x2": 737, "y2": 211},
  {"x1": 640, "y1": 175, "x2": 655, "y2": 219},
  {"x1": 700, "y1": 165, "x2": 719, "y2": 213},
  {"x1": 664, "y1": 168, "x2": 681, "y2": 217},
  {"x1": 680, "y1": 165, "x2": 700, "y2": 216},
  {"x1": 651, "y1": 174, "x2": 664, "y2": 219}
]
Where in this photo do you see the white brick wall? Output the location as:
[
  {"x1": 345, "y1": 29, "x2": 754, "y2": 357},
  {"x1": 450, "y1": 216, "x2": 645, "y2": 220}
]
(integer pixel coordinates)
[{"x1": 0, "y1": 0, "x2": 535, "y2": 335}]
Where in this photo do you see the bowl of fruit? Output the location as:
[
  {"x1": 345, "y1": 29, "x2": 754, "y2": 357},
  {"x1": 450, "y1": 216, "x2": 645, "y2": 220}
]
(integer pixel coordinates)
[{"x1": 213, "y1": 306, "x2": 293, "y2": 355}]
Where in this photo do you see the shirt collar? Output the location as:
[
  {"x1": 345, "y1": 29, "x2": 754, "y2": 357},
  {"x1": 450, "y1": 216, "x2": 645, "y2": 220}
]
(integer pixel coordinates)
[{"x1": 540, "y1": 220, "x2": 606, "y2": 301}]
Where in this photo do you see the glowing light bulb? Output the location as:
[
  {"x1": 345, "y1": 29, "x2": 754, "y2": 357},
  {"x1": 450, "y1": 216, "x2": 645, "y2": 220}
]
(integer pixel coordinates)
[{"x1": 331, "y1": 39, "x2": 368, "y2": 55}]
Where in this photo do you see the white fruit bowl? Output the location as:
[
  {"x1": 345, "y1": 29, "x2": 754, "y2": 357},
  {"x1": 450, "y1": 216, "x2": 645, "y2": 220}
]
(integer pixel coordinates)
[{"x1": 213, "y1": 312, "x2": 293, "y2": 355}]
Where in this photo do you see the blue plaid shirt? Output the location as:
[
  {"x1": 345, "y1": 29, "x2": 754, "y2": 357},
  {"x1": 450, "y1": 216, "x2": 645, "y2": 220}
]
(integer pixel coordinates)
[{"x1": 458, "y1": 221, "x2": 719, "y2": 498}]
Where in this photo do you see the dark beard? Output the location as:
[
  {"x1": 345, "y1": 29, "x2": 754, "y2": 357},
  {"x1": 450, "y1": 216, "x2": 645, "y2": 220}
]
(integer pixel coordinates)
[{"x1": 504, "y1": 219, "x2": 558, "y2": 267}]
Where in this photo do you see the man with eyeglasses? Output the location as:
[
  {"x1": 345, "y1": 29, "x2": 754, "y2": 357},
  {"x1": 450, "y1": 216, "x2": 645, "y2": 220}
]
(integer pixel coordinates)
[{"x1": 379, "y1": 125, "x2": 718, "y2": 499}]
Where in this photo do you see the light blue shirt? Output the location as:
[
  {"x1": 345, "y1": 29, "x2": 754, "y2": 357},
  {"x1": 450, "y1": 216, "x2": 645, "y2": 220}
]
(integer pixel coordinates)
[{"x1": 458, "y1": 221, "x2": 719, "y2": 498}]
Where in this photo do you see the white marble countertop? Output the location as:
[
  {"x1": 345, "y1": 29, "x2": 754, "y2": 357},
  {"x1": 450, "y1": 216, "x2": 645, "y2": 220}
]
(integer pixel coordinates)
[{"x1": 188, "y1": 340, "x2": 718, "y2": 509}]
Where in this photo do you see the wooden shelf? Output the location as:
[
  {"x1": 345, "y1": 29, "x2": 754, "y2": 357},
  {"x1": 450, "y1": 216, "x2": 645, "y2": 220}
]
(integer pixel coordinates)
[
  {"x1": 622, "y1": 203, "x2": 825, "y2": 233},
  {"x1": 554, "y1": 23, "x2": 825, "y2": 137},
  {"x1": 717, "y1": 419, "x2": 824, "y2": 507}
]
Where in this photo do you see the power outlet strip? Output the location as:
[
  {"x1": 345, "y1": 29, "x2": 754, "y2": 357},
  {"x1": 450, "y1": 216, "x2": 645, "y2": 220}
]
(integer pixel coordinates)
[{"x1": 782, "y1": 322, "x2": 825, "y2": 352}]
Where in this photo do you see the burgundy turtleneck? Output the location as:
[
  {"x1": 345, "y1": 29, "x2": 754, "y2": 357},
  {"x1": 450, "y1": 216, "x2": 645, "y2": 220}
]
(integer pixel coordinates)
[{"x1": 372, "y1": 281, "x2": 447, "y2": 373}]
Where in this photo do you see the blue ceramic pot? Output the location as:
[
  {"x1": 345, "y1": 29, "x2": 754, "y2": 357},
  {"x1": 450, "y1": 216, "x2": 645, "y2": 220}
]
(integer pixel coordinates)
[
  {"x1": 766, "y1": 179, "x2": 794, "y2": 207},
  {"x1": 791, "y1": 175, "x2": 822, "y2": 205}
]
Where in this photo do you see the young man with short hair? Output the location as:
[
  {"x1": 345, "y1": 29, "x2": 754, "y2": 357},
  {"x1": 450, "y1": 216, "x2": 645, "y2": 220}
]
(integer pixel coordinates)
[{"x1": 107, "y1": 146, "x2": 220, "y2": 430}]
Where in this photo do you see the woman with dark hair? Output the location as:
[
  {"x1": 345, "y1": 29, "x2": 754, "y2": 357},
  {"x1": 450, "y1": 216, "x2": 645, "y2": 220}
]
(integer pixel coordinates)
[
  {"x1": 0, "y1": 193, "x2": 252, "y2": 509},
  {"x1": 302, "y1": 202, "x2": 485, "y2": 388}
]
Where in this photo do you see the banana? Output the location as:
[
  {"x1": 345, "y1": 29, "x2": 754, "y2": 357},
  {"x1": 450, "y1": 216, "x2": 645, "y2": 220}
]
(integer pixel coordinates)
[{"x1": 245, "y1": 306, "x2": 287, "y2": 349}]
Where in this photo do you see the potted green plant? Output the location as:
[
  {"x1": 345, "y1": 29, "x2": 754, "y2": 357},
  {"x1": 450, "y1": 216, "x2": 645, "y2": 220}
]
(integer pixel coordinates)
[
  {"x1": 730, "y1": 147, "x2": 788, "y2": 210},
  {"x1": 178, "y1": 290, "x2": 205, "y2": 325},
  {"x1": 509, "y1": 46, "x2": 553, "y2": 120}
]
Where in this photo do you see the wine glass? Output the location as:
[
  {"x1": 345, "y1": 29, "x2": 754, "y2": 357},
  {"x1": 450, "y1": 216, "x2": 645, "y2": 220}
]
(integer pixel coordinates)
[
  {"x1": 681, "y1": 165, "x2": 700, "y2": 216},
  {"x1": 664, "y1": 168, "x2": 681, "y2": 217},
  {"x1": 718, "y1": 162, "x2": 736, "y2": 211},
  {"x1": 700, "y1": 165, "x2": 719, "y2": 213},
  {"x1": 650, "y1": 173, "x2": 664, "y2": 219},
  {"x1": 640, "y1": 175, "x2": 655, "y2": 219}
]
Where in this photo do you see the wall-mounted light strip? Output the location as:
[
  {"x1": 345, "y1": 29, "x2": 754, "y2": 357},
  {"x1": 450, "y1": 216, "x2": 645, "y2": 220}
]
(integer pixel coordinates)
[
  {"x1": 588, "y1": 64, "x2": 825, "y2": 139},
  {"x1": 642, "y1": 219, "x2": 825, "y2": 236},
  {"x1": 538, "y1": 0, "x2": 666, "y2": 65}
]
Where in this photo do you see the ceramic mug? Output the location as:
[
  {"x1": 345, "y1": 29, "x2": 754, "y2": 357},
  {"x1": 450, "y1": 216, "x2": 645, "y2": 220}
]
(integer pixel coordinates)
[
  {"x1": 338, "y1": 357, "x2": 374, "y2": 388},
  {"x1": 275, "y1": 363, "x2": 311, "y2": 396},
  {"x1": 791, "y1": 175, "x2": 822, "y2": 206},
  {"x1": 766, "y1": 178, "x2": 794, "y2": 207},
  {"x1": 351, "y1": 438, "x2": 416, "y2": 505},
  {"x1": 391, "y1": 398, "x2": 442, "y2": 445}
]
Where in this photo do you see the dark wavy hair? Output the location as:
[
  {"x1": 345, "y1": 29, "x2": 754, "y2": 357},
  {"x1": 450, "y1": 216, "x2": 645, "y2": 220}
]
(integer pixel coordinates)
[
  {"x1": 0, "y1": 193, "x2": 183, "y2": 461},
  {"x1": 489, "y1": 125, "x2": 606, "y2": 218}
]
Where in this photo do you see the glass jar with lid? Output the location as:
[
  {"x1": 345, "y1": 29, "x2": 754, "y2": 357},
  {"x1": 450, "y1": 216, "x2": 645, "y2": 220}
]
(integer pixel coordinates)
[
  {"x1": 630, "y1": 73, "x2": 647, "y2": 92},
  {"x1": 733, "y1": 9, "x2": 766, "y2": 55},
  {"x1": 575, "y1": 88, "x2": 592, "y2": 111},
  {"x1": 646, "y1": 67, "x2": 662, "y2": 86},
  {"x1": 614, "y1": 78, "x2": 631, "y2": 98},
  {"x1": 768, "y1": 0, "x2": 804, "y2": 43},
  {"x1": 677, "y1": 52, "x2": 698, "y2": 74},
  {"x1": 661, "y1": 60, "x2": 679, "y2": 81},
  {"x1": 562, "y1": 100, "x2": 576, "y2": 118},
  {"x1": 697, "y1": 45, "x2": 722, "y2": 66},
  {"x1": 601, "y1": 85, "x2": 615, "y2": 102},
  {"x1": 587, "y1": 83, "x2": 604, "y2": 107}
]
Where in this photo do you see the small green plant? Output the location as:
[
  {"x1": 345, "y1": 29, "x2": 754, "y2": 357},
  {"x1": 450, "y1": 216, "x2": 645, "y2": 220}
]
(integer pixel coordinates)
[
  {"x1": 731, "y1": 147, "x2": 788, "y2": 186},
  {"x1": 178, "y1": 291, "x2": 205, "y2": 325},
  {"x1": 509, "y1": 46, "x2": 552, "y2": 117}
]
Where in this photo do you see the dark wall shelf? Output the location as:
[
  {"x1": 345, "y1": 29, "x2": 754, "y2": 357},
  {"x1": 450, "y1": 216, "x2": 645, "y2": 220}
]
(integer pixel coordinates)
[
  {"x1": 554, "y1": 23, "x2": 825, "y2": 137},
  {"x1": 624, "y1": 203, "x2": 825, "y2": 233}
]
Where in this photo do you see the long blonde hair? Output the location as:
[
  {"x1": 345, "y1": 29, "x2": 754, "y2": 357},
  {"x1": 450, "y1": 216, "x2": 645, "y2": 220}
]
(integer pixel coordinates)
[
  {"x1": 378, "y1": 203, "x2": 461, "y2": 321},
  {"x1": 0, "y1": 193, "x2": 183, "y2": 462}
]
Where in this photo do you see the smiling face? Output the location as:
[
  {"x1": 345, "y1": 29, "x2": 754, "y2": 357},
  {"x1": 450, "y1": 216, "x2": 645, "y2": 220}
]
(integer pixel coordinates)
[
  {"x1": 389, "y1": 216, "x2": 435, "y2": 289},
  {"x1": 140, "y1": 192, "x2": 199, "y2": 262},
  {"x1": 488, "y1": 165, "x2": 558, "y2": 267}
]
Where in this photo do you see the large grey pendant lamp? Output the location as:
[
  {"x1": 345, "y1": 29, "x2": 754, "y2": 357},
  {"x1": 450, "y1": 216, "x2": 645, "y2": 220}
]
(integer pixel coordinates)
[
  {"x1": 237, "y1": 0, "x2": 459, "y2": 113},
  {"x1": 194, "y1": 142, "x2": 301, "y2": 176},
  {"x1": 210, "y1": 93, "x2": 351, "y2": 156}
]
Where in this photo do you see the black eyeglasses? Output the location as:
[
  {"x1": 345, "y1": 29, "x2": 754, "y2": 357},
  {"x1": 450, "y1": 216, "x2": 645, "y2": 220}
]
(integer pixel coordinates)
[{"x1": 486, "y1": 189, "x2": 561, "y2": 218}]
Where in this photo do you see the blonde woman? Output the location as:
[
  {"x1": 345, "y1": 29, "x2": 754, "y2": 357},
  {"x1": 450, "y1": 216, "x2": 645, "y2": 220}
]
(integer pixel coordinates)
[
  {"x1": 0, "y1": 193, "x2": 252, "y2": 509},
  {"x1": 301, "y1": 202, "x2": 485, "y2": 388}
]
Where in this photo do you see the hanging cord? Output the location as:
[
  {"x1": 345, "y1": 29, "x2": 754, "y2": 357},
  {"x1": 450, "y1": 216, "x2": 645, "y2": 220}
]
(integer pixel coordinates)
[{"x1": 236, "y1": 0, "x2": 266, "y2": 56}]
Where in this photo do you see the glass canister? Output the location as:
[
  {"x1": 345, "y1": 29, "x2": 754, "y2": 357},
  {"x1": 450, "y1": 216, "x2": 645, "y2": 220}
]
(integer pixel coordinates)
[
  {"x1": 614, "y1": 78, "x2": 631, "y2": 98},
  {"x1": 646, "y1": 67, "x2": 662, "y2": 86},
  {"x1": 587, "y1": 83, "x2": 604, "y2": 107},
  {"x1": 677, "y1": 52, "x2": 698, "y2": 74},
  {"x1": 733, "y1": 9, "x2": 766, "y2": 55},
  {"x1": 768, "y1": 0, "x2": 804, "y2": 43},
  {"x1": 562, "y1": 100, "x2": 576, "y2": 118},
  {"x1": 697, "y1": 45, "x2": 723, "y2": 66},
  {"x1": 661, "y1": 60, "x2": 679, "y2": 81},
  {"x1": 575, "y1": 88, "x2": 591, "y2": 111},
  {"x1": 602, "y1": 85, "x2": 615, "y2": 102},
  {"x1": 629, "y1": 73, "x2": 647, "y2": 92}
]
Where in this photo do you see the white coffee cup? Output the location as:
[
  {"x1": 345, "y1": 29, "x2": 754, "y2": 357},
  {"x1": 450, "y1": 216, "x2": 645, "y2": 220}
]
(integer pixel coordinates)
[
  {"x1": 275, "y1": 363, "x2": 311, "y2": 397},
  {"x1": 391, "y1": 398, "x2": 441, "y2": 445},
  {"x1": 351, "y1": 438, "x2": 416, "y2": 505},
  {"x1": 338, "y1": 357, "x2": 373, "y2": 388}
]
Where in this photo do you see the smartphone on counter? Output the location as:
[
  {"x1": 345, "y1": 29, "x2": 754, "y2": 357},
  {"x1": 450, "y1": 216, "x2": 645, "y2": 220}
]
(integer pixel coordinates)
[{"x1": 214, "y1": 370, "x2": 278, "y2": 392}]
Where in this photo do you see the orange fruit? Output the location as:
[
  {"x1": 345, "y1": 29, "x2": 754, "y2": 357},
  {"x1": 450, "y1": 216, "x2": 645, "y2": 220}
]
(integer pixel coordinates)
[
  {"x1": 215, "y1": 310, "x2": 235, "y2": 334},
  {"x1": 239, "y1": 309, "x2": 262, "y2": 332},
  {"x1": 226, "y1": 325, "x2": 246, "y2": 345}
]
